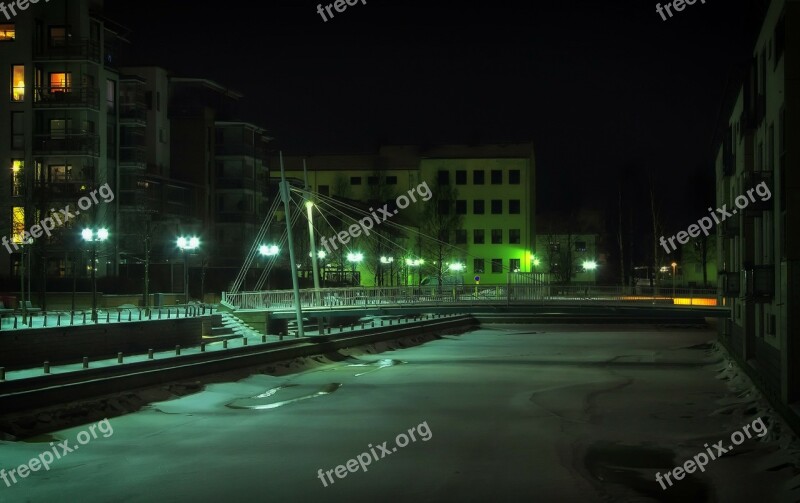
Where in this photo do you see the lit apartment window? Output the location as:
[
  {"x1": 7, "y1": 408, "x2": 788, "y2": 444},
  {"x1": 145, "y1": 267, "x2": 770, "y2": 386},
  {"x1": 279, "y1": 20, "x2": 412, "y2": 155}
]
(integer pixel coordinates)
[
  {"x1": 491, "y1": 229, "x2": 503, "y2": 244},
  {"x1": 11, "y1": 65, "x2": 24, "y2": 101},
  {"x1": 509, "y1": 229, "x2": 520, "y2": 244},
  {"x1": 12, "y1": 206, "x2": 25, "y2": 243},
  {"x1": 473, "y1": 229, "x2": 485, "y2": 244},
  {"x1": 491, "y1": 170, "x2": 502, "y2": 184},
  {"x1": 491, "y1": 259, "x2": 503, "y2": 273},
  {"x1": 48, "y1": 164, "x2": 72, "y2": 183},
  {"x1": 50, "y1": 72, "x2": 71, "y2": 92},
  {"x1": 473, "y1": 258, "x2": 485, "y2": 274},
  {"x1": 0, "y1": 23, "x2": 14, "y2": 41},
  {"x1": 11, "y1": 160, "x2": 24, "y2": 196}
]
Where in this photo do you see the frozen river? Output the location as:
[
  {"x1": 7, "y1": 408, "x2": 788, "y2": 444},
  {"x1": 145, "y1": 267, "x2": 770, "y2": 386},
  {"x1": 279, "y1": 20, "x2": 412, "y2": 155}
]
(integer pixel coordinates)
[{"x1": 1, "y1": 323, "x2": 797, "y2": 502}]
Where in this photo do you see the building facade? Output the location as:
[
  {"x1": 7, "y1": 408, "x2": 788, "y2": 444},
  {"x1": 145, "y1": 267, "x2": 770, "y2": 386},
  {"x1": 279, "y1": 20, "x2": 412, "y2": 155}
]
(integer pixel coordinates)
[
  {"x1": 280, "y1": 143, "x2": 536, "y2": 286},
  {"x1": 715, "y1": 0, "x2": 800, "y2": 410}
]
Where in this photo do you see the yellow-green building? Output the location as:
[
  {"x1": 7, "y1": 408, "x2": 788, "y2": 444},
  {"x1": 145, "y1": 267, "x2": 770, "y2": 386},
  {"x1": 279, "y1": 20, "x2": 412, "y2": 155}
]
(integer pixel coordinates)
[{"x1": 278, "y1": 144, "x2": 536, "y2": 286}]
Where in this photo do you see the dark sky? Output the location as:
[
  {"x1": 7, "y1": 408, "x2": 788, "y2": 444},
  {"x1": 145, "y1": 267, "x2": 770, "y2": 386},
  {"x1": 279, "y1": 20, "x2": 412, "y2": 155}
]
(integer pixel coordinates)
[{"x1": 106, "y1": 0, "x2": 761, "y2": 222}]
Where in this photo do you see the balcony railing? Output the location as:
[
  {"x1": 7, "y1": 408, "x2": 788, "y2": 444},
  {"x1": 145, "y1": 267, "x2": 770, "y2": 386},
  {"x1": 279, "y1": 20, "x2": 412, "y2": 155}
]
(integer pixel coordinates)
[
  {"x1": 120, "y1": 146, "x2": 146, "y2": 165},
  {"x1": 119, "y1": 107, "x2": 147, "y2": 124},
  {"x1": 33, "y1": 87, "x2": 100, "y2": 109},
  {"x1": 34, "y1": 39, "x2": 101, "y2": 62},
  {"x1": 33, "y1": 133, "x2": 100, "y2": 156}
]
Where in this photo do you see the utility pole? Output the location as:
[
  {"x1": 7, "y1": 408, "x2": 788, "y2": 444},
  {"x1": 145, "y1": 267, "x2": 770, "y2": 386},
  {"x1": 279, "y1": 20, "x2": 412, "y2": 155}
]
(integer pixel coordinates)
[{"x1": 280, "y1": 152, "x2": 305, "y2": 338}]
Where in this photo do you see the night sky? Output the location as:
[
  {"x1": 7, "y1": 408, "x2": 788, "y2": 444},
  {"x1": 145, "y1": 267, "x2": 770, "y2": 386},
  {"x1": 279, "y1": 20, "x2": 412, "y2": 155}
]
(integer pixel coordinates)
[{"x1": 106, "y1": 0, "x2": 760, "y2": 222}]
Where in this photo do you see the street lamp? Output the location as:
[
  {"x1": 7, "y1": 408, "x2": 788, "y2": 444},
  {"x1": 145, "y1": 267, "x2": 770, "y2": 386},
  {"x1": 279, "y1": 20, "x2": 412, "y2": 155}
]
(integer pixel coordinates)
[
  {"x1": 406, "y1": 258, "x2": 424, "y2": 286},
  {"x1": 347, "y1": 252, "x2": 363, "y2": 286},
  {"x1": 583, "y1": 260, "x2": 598, "y2": 287},
  {"x1": 671, "y1": 262, "x2": 678, "y2": 298},
  {"x1": 177, "y1": 236, "x2": 200, "y2": 305},
  {"x1": 380, "y1": 256, "x2": 394, "y2": 287},
  {"x1": 259, "y1": 244, "x2": 280, "y2": 257},
  {"x1": 83, "y1": 228, "x2": 109, "y2": 322}
]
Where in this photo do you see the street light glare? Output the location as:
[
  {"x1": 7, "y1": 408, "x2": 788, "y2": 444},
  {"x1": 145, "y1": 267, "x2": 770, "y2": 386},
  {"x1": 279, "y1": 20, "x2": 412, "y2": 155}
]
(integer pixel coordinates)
[
  {"x1": 347, "y1": 252, "x2": 364, "y2": 263},
  {"x1": 260, "y1": 244, "x2": 279, "y2": 256},
  {"x1": 81, "y1": 229, "x2": 93, "y2": 241},
  {"x1": 583, "y1": 260, "x2": 598, "y2": 271},
  {"x1": 97, "y1": 228, "x2": 109, "y2": 241}
]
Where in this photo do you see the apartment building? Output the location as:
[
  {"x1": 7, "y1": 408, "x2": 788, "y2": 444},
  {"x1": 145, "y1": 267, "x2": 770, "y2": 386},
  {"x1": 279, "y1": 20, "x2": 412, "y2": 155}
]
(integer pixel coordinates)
[
  {"x1": 280, "y1": 143, "x2": 536, "y2": 286},
  {"x1": 715, "y1": 0, "x2": 800, "y2": 410},
  {"x1": 0, "y1": 0, "x2": 123, "y2": 293}
]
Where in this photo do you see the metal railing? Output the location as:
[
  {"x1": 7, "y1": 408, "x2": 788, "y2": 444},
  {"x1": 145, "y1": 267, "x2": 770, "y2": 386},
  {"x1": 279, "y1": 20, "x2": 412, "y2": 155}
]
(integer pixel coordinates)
[
  {"x1": 0, "y1": 304, "x2": 215, "y2": 331},
  {"x1": 222, "y1": 285, "x2": 721, "y2": 311}
]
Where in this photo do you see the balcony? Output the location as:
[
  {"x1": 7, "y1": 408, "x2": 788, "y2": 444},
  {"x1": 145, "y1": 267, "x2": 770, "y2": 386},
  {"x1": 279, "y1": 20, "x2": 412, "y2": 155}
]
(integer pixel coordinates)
[
  {"x1": 120, "y1": 107, "x2": 147, "y2": 125},
  {"x1": 33, "y1": 87, "x2": 100, "y2": 110},
  {"x1": 721, "y1": 271, "x2": 740, "y2": 297},
  {"x1": 33, "y1": 133, "x2": 100, "y2": 156},
  {"x1": 721, "y1": 213, "x2": 740, "y2": 238},
  {"x1": 745, "y1": 265, "x2": 774, "y2": 302},
  {"x1": 120, "y1": 146, "x2": 146, "y2": 166},
  {"x1": 742, "y1": 171, "x2": 773, "y2": 213},
  {"x1": 34, "y1": 39, "x2": 101, "y2": 63},
  {"x1": 35, "y1": 180, "x2": 94, "y2": 199}
]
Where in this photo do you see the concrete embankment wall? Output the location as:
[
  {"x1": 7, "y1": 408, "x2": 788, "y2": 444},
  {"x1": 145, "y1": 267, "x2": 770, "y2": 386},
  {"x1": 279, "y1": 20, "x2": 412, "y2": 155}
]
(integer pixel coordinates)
[{"x1": 0, "y1": 317, "x2": 205, "y2": 368}]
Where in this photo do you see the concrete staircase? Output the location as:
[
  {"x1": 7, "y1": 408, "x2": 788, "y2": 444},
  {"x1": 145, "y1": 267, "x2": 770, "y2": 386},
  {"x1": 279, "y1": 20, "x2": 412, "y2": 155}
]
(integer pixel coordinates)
[{"x1": 217, "y1": 311, "x2": 262, "y2": 339}]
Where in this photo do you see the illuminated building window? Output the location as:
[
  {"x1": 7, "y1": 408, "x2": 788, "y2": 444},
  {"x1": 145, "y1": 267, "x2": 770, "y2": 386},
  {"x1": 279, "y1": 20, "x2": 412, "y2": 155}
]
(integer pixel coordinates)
[
  {"x1": 0, "y1": 24, "x2": 14, "y2": 41},
  {"x1": 11, "y1": 160, "x2": 24, "y2": 196},
  {"x1": 491, "y1": 259, "x2": 503, "y2": 273},
  {"x1": 50, "y1": 72, "x2": 71, "y2": 92},
  {"x1": 48, "y1": 164, "x2": 72, "y2": 183},
  {"x1": 11, "y1": 65, "x2": 24, "y2": 101},
  {"x1": 12, "y1": 207, "x2": 24, "y2": 244}
]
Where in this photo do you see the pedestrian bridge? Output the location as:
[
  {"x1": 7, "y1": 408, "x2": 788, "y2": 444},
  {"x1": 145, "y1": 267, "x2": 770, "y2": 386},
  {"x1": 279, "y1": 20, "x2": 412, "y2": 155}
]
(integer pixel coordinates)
[{"x1": 221, "y1": 285, "x2": 726, "y2": 317}]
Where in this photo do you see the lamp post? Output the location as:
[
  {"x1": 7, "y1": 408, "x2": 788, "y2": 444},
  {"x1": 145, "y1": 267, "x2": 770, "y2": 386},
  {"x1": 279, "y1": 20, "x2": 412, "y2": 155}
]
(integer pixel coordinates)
[
  {"x1": 380, "y1": 256, "x2": 394, "y2": 287},
  {"x1": 82, "y1": 228, "x2": 109, "y2": 322},
  {"x1": 177, "y1": 236, "x2": 200, "y2": 305},
  {"x1": 406, "y1": 258, "x2": 424, "y2": 286},
  {"x1": 19, "y1": 237, "x2": 32, "y2": 325},
  {"x1": 671, "y1": 262, "x2": 677, "y2": 299},
  {"x1": 583, "y1": 260, "x2": 598, "y2": 294},
  {"x1": 347, "y1": 252, "x2": 363, "y2": 286}
]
